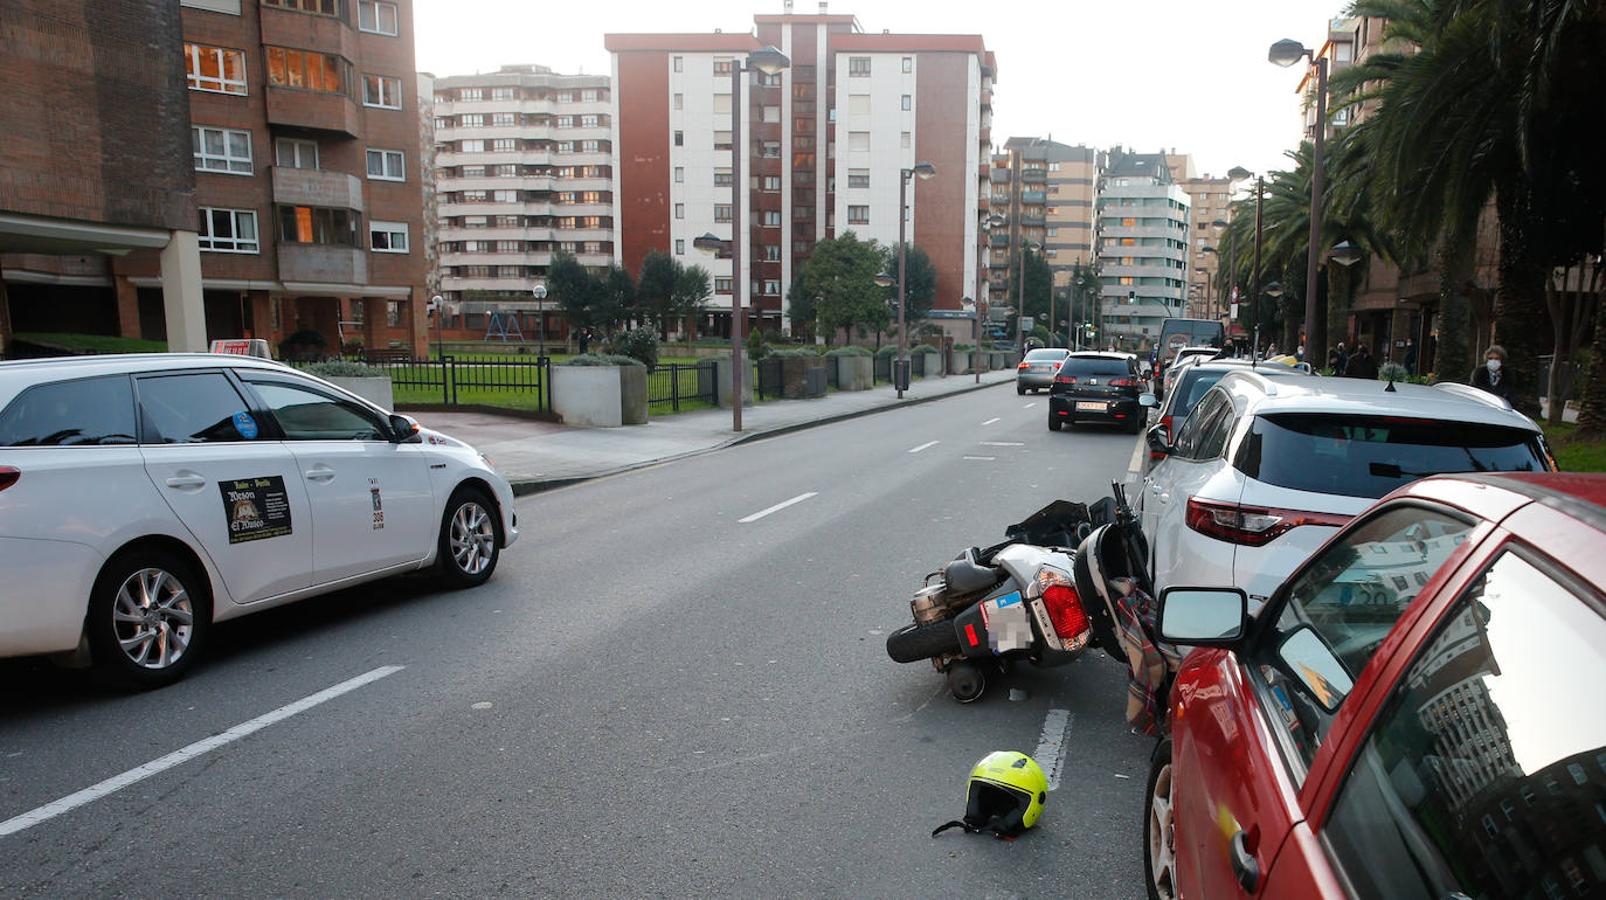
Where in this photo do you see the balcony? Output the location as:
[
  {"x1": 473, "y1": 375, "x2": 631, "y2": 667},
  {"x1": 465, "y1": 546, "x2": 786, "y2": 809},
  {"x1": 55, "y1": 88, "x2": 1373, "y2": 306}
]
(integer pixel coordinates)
[
  {"x1": 258, "y1": 4, "x2": 358, "y2": 62},
  {"x1": 266, "y1": 87, "x2": 360, "y2": 137},
  {"x1": 989, "y1": 233, "x2": 1010, "y2": 247},
  {"x1": 1021, "y1": 169, "x2": 1047, "y2": 183},
  {"x1": 271, "y1": 167, "x2": 364, "y2": 213},
  {"x1": 1021, "y1": 191, "x2": 1047, "y2": 204},
  {"x1": 278, "y1": 244, "x2": 367, "y2": 286}
]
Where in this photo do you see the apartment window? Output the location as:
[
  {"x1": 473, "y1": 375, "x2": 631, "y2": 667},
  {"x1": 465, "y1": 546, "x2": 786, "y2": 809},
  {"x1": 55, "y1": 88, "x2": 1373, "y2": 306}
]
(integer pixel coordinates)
[
  {"x1": 714, "y1": 131, "x2": 733, "y2": 151},
  {"x1": 386, "y1": 301, "x2": 403, "y2": 327},
  {"x1": 714, "y1": 168, "x2": 733, "y2": 187},
  {"x1": 458, "y1": 113, "x2": 484, "y2": 127},
  {"x1": 713, "y1": 57, "x2": 734, "y2": 75},
  {"x1": 556, "y1": 115, "x2": 574, "y2": 128},
  {"x1": 848, "y1": 131, "x2": 870, "y2": 152},
  {"x1": 674, "y1": 131, "x2": 684, "y2": 147},
  {"x1": 674, "y1": 93, "x2": 684, "y2": 110},
  {"x1": 554, "y1": 141, "x2": 573, "y2": 153},
  {"x1": 581, "y1": 89, "x2": 599, "y2": 102},
  {"x1": 759, "y1": 72, "x2": 781, "y2": 87},
  {"x1": 762, "y1": 141, "x2": 781, "y2": 158},
  {"x1": 277, "y1": 206, "x2": 359, "y2": 246},
  {"x1": 762, "y1": 105, "x2": 780, "y2": 123},
  {"x1": 274, "y1": 137, "x2": 318, "y2": 169},
  {"x1": 715, "y1": 204, "x2": 733, "y2": 223},
  {"x1": 198, "y1": 208, "x2": 259, "y2": 253},
  {"x1": 713, "y1": 94, "x2": 732, "y2": 114},
  {"x1": 363, "y1": 74, "x2": 403, "y2": 108},
  {"x1": 580, "y1": 114, "x2": 599, "y2": 127},
  {"x1": 493, "y1": 164, "x2": 518, "y2": 177},
  {"x1": 675, "y1": 204, "x2": 685, "y2": 219},
  {"x1": 848, "y1": 56, "x2": 871, "y2": 77},
  {"x1": 556, "y1": 91, "x2": 574, "y2": 103},
  {"x1": 581, "y1": 140, "x2": 600, "y2": 153},
  {"x1": 762, "y1": 175, "x2": 781, "y2": 191},
  {"x1": 491, "y1": 87, "x2": 517, "y2": 100},
  {"x1": 847, "y1": 205, "x2": 869, "y2": 224},
  {"x1": 673, "y1": 56, "x2": 684, "y2": 72},
  {"x1": 370, "y1": 221, "x2": 409, "y2": 253},
  {"x1": 457, "y1": 139, "x2": 483, "y2": 152},
  {"x1": 459, "y1": 88, "x2": 482, "y2": 101},
  {"x1": 675, "y1": 239, "x2": 685, "y2": 255},
  {"x1": 674, "y1": 167, "x2": 685, "y2": 183},
  {"x1": 900, "y1": 132, "x2": 911, "y2": 149},
  {"x1": 763, "y1": 245, "x2": 780, "y2": 261},
  {"x1": 492, "y1": 190, "x2": 519, "y2": 203},
  {"x1": 715, "y1": 277, "x2": 733, "y2": 293},
  {"x1": 460, "y1": 190, "x2": 489, "y2": 202},
  {"x1": 365, "y1": 148, "x2": 405, "y2": 181},
  {"x1": 762, "y1": 280, "x2": 780, "y2": 295},
  {"x1": 266, "y1": 47, "x2": 349, "y2": 95},
  {"x1": 495, "y1": 240, "x2": 521, "y2": 252},
  {"x1": 848, "y1": 169, "x2": 869, "y2": 189},
  {"x1": 491, "y1": 113, "x2": 516, "y2": 127},
  {"x1": 192, "y1": 126, "x2": 252, "y2": 174},
  {"x1": 184, "y1": 43, "x2": 247, "y2": 95},
  {"x1": 263, "y1": 0, "x2": 340, "y2": 13},
  {"x1": 762, "y1": 210, "x2": 781, "y2": 226},
  {"x1": 901, "y1": 95, "x2": 911, "y2": 111},
  {"x1": 357, "y1": 0, "x2": 399, "y2": 35},
  {"x1": 491, "y1": 138, "x2": 518, "y2": 152},
  {"x1": 901, "y1": 56, "x2": 912, "y2": 73},
  {"x1": 847, "y1": 94, "x2": 871, "y2": 115}
]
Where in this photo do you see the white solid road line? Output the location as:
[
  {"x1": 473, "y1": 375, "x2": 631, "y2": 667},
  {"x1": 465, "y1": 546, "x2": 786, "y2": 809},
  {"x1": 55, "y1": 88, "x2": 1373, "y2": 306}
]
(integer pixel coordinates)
[
  {"x1": 981, "y1": 417, "x2": 1002, "y2": 425},
  {"x1": 1023, "y1": 403, "x2": 1037, "y2": 409},
  {"x1": 907, "y1": 440, "x2": 940, "y2": 454},
  {"x1": 980, "y1": 441, "x2": 1025, "y2": 447},
  {"x1": 0, "y1": 665, "x2": 405, "y2": 839},
  {"x1": 739, "y1": 492, "x2": 819, "y2": 524},
  {"x1": 1033, "y1": 708, "x2": 1075, "y2": 791},
  {"x1": 962, "y1": 456, "x2": 997, "y2": 461}
]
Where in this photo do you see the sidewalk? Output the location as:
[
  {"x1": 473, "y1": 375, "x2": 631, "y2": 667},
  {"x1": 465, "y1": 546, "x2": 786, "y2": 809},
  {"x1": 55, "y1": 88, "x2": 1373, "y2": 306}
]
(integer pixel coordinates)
[{"x1": 415, "y1": 369, "x2": 1018, "y2": 494}]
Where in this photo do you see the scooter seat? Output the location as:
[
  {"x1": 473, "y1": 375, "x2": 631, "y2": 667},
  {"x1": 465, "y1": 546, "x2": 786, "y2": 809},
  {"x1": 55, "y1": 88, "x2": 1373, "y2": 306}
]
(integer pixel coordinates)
[{"x1": 944, "y1": 549, "x2": 999, "y2": 595}]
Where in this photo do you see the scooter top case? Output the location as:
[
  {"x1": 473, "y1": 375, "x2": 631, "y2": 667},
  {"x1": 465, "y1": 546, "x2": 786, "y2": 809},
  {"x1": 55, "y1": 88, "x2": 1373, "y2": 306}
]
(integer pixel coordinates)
[{"x1": 1073, "y1": 523, "x2": 1145, "y2": 658}]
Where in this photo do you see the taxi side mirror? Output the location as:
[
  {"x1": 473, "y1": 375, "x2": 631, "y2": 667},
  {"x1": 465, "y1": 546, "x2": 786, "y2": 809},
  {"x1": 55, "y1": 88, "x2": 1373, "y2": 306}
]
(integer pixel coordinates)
[{"x1": 389, "y1": 413, "x2": 423, "y2": 444}]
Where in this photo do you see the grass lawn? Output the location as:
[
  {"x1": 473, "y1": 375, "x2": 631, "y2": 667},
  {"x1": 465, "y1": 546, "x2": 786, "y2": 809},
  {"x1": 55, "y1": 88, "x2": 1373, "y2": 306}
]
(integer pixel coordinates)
[
  {"x1": 390, "y1": 357, "x2": 718, "y2": 416},
  {"x1": 1545, "y1": 423, "x2": 1606, "y2": 473},
  {"x1": 11, "y1": 332, "x2": 168, "y2": 354}
]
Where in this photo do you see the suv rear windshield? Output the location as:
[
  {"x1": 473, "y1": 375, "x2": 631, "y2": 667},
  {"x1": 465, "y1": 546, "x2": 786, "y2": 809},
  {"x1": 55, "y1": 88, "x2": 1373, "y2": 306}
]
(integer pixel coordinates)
[
  {"x1": 1058, "y1": 357, "x2": 1130, "y2": 378},
  {"x1": 1236, "y1": 414, "x2": 1547, "y2": 498}
]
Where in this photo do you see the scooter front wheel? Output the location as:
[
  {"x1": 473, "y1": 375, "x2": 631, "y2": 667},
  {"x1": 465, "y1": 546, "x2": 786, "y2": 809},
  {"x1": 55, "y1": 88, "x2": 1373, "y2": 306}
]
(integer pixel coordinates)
[
  {"x1": 946, "y1": 661, "x2": 987, "y2": 703},
  {"x1": 886, "y1": 621, "x2": 961, "y2": 663}
]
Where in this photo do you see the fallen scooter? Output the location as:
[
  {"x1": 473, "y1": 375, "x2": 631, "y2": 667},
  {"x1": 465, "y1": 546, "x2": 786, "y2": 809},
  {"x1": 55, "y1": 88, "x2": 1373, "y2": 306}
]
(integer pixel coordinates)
[{"x1": 884, "y1": 500, "x2": 1119, "y2": 702}]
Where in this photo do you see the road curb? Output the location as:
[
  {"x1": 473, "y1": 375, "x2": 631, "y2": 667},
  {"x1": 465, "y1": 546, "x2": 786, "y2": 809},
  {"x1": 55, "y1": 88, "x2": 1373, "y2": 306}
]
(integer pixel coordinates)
[{"x1": 507, "y1": 376, "x2": 1011, "y2": 496}]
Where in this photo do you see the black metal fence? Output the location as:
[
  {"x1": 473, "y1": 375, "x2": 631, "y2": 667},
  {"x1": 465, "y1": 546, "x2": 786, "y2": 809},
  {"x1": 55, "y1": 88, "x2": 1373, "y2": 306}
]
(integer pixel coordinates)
[
  {"x1": 647, "y1": 362, "x2": 717, "y2": 412},
  {"x1": 873, "y1": 354, "x2": 891, "y2": 383},
  {"x1": 754, "y1": 357, "x2": 784, "y2": 400},
  {"x1": 294, "y1": 354, "x2": 552, "y2": 412}
]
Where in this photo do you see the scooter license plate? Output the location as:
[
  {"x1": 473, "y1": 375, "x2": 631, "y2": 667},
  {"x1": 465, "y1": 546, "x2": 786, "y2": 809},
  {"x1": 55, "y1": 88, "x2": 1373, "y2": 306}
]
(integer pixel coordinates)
[
  {"x1": 979, "y1": 591, "x2": 1033, "y2": 654},
  {"x1": 1075, "y1": 401, "x2": 1107, "y2": 412}
]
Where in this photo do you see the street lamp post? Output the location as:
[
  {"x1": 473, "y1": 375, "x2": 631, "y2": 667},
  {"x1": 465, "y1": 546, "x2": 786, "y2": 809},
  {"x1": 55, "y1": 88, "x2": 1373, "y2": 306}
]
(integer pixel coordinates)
[
  {"x1": 531, "y1": 282, "x2": 547, "y2": 356},
  {"x1": 892, "y1": 162, "x2": 937, "y2": 399},
  {"x1": 1271, "y1": 38, "x2": 1327, "y2": 367},
  {"x1": 428, "y1": 294, "x2": 445, "y2": 359},
  {"x1": 1014, "y1": 239, "x2": 1041, "y2": 353}
]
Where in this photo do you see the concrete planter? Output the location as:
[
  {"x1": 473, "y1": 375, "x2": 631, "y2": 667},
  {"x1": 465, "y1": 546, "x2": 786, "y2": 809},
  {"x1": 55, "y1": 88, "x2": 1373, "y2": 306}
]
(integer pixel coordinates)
[
  {"x1": 713, "y1": 357, "x2": 754, "y2": 407},
  {"x1": 948, "y1": 351, "x2": 970, "y2": 376},
  {"x1": 971, "y1": 351, "x2": 989, "y2": 373},
  {"x1": 832, "y1": 355, "x2": 873, "y2": 391},
  {"x1": 551, "y1": 365, "x2": 647, "y2": 427},
  {"x1": 327, "y1": 375, "x2": 394, "y2": 412},
  {"x1": 920, "y1": 350, "x2": 943, "y2": 377}
]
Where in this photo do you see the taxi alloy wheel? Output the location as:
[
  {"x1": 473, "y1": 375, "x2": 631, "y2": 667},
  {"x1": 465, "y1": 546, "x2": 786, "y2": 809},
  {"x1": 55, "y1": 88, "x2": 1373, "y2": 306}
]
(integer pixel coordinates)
[
  {"x1": 88, "y1": 549, "x2": 210, "y2": 689},
  {"x1": 113, "y1": 567, "x2": 195, "y2": 670},
  {"x1": 1144, "y1": 739, "x2": 1178, "y2": 900},
  {"x1": 438, "y1": 487, "x2": 501, "y2": 587}
]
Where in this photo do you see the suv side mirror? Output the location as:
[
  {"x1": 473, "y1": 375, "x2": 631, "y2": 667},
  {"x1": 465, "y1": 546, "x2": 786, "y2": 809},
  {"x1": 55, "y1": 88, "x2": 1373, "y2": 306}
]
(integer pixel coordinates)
[
  {"x1": 1146, "y1": 424, "x2": 1171, "y2": 456},
  {"x1": 1138, "y1": 392, "x2": 1158, "y2": 408},
  {"x1": 1157, "y1": 587, "x2": 1248, "y2": 646},
  {"x1": 389, "y1": 413, "x2": 422, "y2": 444}
]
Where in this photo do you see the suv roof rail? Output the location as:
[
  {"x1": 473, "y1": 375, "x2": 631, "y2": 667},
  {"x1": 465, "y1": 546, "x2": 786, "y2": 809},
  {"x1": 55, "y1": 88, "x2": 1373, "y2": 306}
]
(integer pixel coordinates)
[
  {"x1": 1432, "y1": 381, "x2": 1514, "y2": 412},
  {"x1": 1221, "y1": 368, "x2": 1281, "y2": 397}
]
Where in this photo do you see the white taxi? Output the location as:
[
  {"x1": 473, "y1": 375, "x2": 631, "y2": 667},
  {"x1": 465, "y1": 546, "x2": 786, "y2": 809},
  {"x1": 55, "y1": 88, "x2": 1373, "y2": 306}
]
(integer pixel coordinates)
[{"x1": 0, "y1": 353, "x2": 518, "y2": 688}]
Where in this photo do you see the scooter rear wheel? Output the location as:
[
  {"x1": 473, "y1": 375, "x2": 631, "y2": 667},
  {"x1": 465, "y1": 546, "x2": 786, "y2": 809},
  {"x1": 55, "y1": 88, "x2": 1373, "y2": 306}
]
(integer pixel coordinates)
[
  {"x1": 946, "y1": 661, "x2": 987, "y2": 703},
  {"x1": 885, "y1": 621, "x2": 961, "y2": 663}
]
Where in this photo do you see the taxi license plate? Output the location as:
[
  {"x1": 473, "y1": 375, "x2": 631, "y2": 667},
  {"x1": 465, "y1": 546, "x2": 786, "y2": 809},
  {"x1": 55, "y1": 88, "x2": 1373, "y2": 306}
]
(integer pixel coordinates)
[{"x1": 1075, "y1": 401, "x2": 1107, "y2": 412}]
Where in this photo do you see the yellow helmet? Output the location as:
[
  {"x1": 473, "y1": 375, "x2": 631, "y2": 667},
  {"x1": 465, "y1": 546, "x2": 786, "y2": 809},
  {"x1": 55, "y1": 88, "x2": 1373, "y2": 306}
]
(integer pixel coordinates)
[{"x1": 931, "y1": 751, "x2": 1048, "y2": 839}]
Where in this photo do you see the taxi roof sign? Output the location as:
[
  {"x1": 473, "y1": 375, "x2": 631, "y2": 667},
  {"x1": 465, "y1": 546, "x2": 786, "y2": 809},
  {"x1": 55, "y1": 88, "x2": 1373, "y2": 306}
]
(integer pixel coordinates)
[{"x1": 210, "y1": 339, "x2": 272, "y2": 359}]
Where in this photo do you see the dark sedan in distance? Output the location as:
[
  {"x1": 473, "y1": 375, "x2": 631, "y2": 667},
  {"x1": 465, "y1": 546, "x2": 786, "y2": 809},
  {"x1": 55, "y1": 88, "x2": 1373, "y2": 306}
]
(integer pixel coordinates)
[{"x1": 1048, "y1": 352, "x2": 1145, "y2": 432}]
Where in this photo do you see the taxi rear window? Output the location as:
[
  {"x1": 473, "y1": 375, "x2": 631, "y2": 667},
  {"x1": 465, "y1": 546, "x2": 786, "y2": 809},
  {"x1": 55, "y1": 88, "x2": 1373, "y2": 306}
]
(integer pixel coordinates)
[{"x1": 0, "y1": 376, "x2": 137, "y2": 446}]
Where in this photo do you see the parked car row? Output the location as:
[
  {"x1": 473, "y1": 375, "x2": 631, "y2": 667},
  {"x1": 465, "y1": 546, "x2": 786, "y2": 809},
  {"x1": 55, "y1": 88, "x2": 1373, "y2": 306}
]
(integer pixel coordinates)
[{"x1": 0, "y1": 354, "x2": 519, "y2": 688}]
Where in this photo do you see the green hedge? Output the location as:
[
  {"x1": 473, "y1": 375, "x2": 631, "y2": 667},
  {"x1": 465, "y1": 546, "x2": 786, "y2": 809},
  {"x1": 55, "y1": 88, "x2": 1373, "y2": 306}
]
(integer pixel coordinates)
[
  {"x1": 11, "y1": 332, "x2": 168, "y2": 354},
  {"x1": 767, "y1": 347, "x2": 823, "y2": 359},
  {"x1": 875, "y1": 344, "x2": 900, "y2": 356},
  {"x1": 825, "y1": 346, "x2": 873, "y2": 357},
  {"x1": 562, "y1": 353, "x2": 645, "y2": 367},
  {"x1": 299, "y1": 361, "x2": 383, "y2": 378}
]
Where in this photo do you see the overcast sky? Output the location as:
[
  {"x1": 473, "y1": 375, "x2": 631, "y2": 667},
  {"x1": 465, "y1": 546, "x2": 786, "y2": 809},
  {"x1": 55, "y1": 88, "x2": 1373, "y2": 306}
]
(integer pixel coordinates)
[{"x1": 415, "y1": 0, "x2": 1347, "y2": 181}]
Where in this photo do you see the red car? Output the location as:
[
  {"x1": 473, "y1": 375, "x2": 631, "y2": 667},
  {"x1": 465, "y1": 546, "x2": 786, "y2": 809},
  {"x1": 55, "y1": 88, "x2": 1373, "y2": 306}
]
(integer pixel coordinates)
[{"x1": 1145, "y1": 473, "x2": 1606, "y2": 899}]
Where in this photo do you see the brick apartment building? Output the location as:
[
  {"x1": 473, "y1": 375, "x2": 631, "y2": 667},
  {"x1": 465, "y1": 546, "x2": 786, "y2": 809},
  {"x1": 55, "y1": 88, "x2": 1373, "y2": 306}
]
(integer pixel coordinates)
[
  {"x1": 606, "y1": 5, "x2": 995, "y2": 341},
  {"x1": 425, "y1": 64, "x2": 614, "y2": 345},
  {"x1": 0, "y1": 0, "x2": 429, "y2": 357},
  {"x1": 990, "y1": 139, "x2": 1101, "y2": 317}
]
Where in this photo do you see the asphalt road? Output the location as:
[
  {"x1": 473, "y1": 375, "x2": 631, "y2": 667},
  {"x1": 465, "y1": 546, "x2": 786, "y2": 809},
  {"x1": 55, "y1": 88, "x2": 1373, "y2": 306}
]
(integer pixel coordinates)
[{"x1": 0, "y1": 382, "x2": 1153, "y2": 898}]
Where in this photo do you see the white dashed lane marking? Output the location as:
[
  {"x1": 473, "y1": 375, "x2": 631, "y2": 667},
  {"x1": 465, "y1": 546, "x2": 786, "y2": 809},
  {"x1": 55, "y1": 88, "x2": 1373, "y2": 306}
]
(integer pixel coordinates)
[{"x1": 738, "y1": 492, "x2": 819, "y2": 524}]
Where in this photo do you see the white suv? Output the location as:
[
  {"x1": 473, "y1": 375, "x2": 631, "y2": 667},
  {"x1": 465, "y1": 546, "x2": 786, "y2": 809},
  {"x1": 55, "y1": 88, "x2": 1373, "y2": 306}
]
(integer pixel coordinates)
[
  {"x1": 1138, "y1": 371, "x2": 1551, "y2": 606},
  {"x1": 0, "y1": 354, "x2": 518, "y2": 687}
]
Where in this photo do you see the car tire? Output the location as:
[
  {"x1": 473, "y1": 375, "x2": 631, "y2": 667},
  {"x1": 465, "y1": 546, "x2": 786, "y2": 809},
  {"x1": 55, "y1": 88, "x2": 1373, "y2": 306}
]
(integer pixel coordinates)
[
  {"x1": 1016, "y1": 384, "x2": 1027, "y2": 395},
  {"x1": 436, "y1": 486, "x2": 503, "y2": 588},
  {"x1": 1129, "y1": 415, "x2": 1147, "y2": 435},
  {"x1": 1048, "y1": 415, "x2": 1062, "y2": 432},
  {"x1": 1144, "y1": 738, "x2": 1178, "y2": 900},
  {"x1": 87, "y1": 549, "x2": 210, "y2": 690}
]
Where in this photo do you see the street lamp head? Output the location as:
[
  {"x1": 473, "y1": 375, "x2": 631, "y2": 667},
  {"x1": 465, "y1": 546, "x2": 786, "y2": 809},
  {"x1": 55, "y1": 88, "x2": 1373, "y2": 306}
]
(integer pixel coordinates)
[
  {"x1": 1201, "y1": 246, "x2": 1218, "y2": 255},
  {"x1": 1329, "y1": 239, "x2": 1364, "y2": 268},
  {"x1": 748, "y1": 45, "x2": 791, "y2": 75},
  {"x1": 1268, "y1": 39, "x2": 1310, "y2": 68},
  {"x1": 1226, "y1": 166, "x2": 1252, "y2": 181},
  {"x1": 988, "y1": 213, "x2": 1006, "y2": 229},
  {"x1": 692, "y1": 232, "x2": 727, "y2": 255},
  {"x1": 910, "y1": 161, "x2": 937, "y2": 180},
  {"x1": 532, "y1": 283, "x2": 547, "y2": 300},
  {"x1": 874, "y1": 273, "x2": 896, "y2": 288},
  {"x1": 1263, "y1": 281, "x2": 1285, "y2": 298},
  {"x1": 1211, "y1": 219, "x2": 1230, "y2": 229},
  {"x1": 1025, "y1": 241, "x2": 1042, "y2": 252}
]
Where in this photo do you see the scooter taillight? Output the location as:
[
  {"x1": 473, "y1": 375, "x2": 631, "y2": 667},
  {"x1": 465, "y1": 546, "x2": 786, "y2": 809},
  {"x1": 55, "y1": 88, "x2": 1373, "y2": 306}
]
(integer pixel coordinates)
[{"x1": 1041, "y1": 584, "x2": 1090, "y2": 641}]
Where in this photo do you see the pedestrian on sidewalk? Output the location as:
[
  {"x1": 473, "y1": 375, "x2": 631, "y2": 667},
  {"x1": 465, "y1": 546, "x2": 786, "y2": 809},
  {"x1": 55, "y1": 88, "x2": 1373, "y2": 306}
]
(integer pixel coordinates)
[
  {"x1": 1328, "y1": 341, "x2": 1349, "y2": 376},
  {"x1": 578, "y1": 328, "x2": 592, "y2": 355},
  {"x1": 1402, "y1": 338, "x2": 1418, "y2": 375},
  {"x1": 1347, "y1": 342, "x2": 1378, "y2": 380},
  {"x1": 1470, "y1": 344, "x2": 1512, "y2": 402}
]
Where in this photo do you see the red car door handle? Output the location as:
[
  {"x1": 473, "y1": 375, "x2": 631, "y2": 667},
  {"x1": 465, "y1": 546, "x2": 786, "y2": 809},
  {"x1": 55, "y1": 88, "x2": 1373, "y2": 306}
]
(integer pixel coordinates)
[{"x1": 1230, "y1": 829, "x2": 1260, "y2": 893}]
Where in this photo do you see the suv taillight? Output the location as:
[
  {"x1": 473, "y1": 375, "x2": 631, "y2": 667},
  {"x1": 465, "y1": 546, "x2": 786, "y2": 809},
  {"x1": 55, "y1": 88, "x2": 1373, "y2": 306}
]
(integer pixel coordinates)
[
  {"x1": 0, "y1": 467, "x2": 18, "y2": 492},
  {"x1": 1108, "y1": 377, "x2": 1136, "y2": 388},
  {"x1": 1054, "y1": 374, "x2": 1077, "y2": 385},
  {"x1": 1185, "y1": 497, "x2": 1352, "y2": 547}
]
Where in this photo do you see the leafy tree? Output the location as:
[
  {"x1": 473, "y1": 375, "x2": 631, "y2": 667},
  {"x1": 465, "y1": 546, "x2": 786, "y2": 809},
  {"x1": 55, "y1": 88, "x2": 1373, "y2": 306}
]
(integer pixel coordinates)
[
  {"x1": 594, "y1": 264, "x2": 636, "y2": 334},
  {"x1": 1010, "y1": 249, "x2": 1054, "y2": 326},
  {"x1": 672, "y1": 264, "x2": 712, "y2": 340},
  {"x1": 548, "y1": 251, "x2": 600, "y2": 331},
  {"x1": 885, "y1": 243, "x2": 938, "y2": 324},
  {"x1": 795, "y1": 231, "x2": 885, "y2": 344},
  {"x1": 785, "y1": 275, "x2": 816, "y2": 339},
  {"x1": 636, "y1": 250, "x2": 680, "y2": 337}
]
